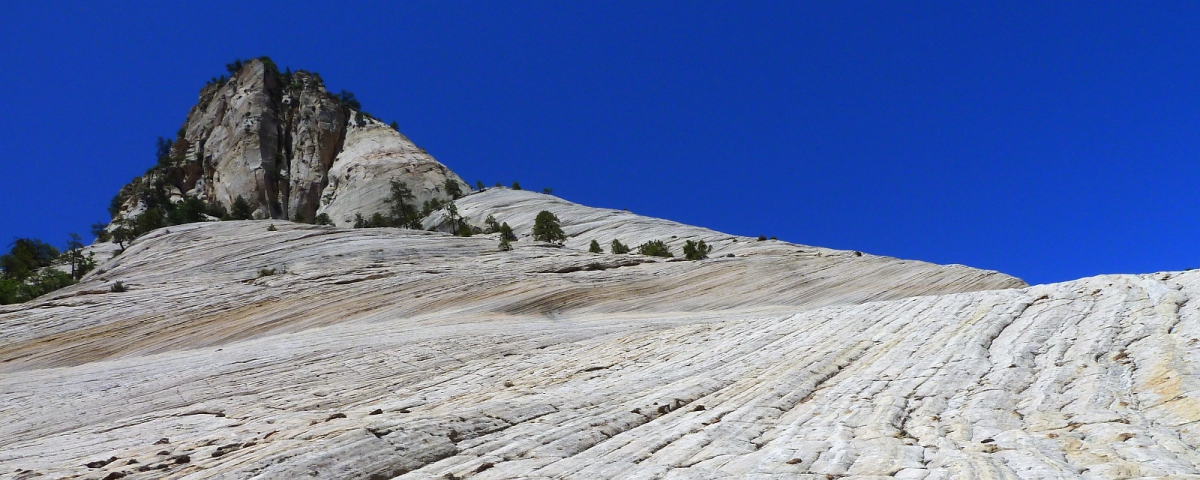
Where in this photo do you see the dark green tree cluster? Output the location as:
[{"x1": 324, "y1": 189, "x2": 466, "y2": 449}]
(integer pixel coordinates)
[
  {"x1": 589, "y1": 240, "x2": 603, "y2": 253},
  {"x1": 683, "y1": 240, "x2": 713, "y2": 261},
  {"x1": 637, "y1": 240, "x2": 673, "y2": 258},
  {"x1": 482, "y1": 213, "x2": 517, "y2": 251},
  {"x1": 531, "y1": 211, "x2": 566, "y2": 244},
  {"x1": 443, "y1": 179, "x2": 464, "y2": 199},
  {"x1": 348, "y1": 178, "x2": 477, "y2": 234},
  {"x1": 337, "y1": 90, "x2": 362, "y2": 110},
  {"x1": 0, "y1": 236, "x2": 95, "y2": 305},
  {"x1": 610, "y1": 239, "x2": 631, "y2": 254}
]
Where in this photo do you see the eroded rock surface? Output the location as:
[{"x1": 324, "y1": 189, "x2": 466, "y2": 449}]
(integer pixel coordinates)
[
  {"x1": 109, "y1": 58, "x2": 467, "y2": 226},
  {"x1": 3, "y1": 191, "x2": 1196, "y2": 479}
]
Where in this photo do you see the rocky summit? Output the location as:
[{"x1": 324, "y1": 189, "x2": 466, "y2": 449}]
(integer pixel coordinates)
[
  {"x1": 2, "y1": 66, "x2": 1199, "y2": 480},
  {"x1": 107, "y1": 58, "x2": 466, "y2": 227}
]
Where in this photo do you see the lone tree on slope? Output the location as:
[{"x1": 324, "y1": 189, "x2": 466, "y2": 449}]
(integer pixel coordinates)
[
  {"x1": 386, "y1": 179, "x2": 420, "y2": 228},
  {"x1": 531, "y1": 210, "x2": 566, "y2": 244}
]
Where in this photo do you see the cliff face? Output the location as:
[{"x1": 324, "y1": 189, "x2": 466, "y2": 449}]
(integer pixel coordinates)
[{"x1": 113, "y1": 58, "x2": 467, "y2": 226}]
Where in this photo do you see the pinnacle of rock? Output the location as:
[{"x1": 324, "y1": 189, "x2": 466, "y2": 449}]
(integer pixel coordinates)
[{"x1": 110, "y1": 58, "x2": 466, "y2": 226}]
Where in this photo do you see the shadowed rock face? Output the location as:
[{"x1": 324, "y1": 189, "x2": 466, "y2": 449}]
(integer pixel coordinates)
[{"x1": 112, "y1": 58, "x2": 467, "y2": 225}]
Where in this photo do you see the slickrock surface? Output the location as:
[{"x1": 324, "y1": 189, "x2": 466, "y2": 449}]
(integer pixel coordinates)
[{"x1": 4, "y1": 191, "x2": 1197, "y2": 479}]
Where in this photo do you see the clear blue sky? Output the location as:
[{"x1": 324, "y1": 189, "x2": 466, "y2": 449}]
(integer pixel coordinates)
[{"x1": 1, "y1": 1, "x2": 1197, "y2": 285}]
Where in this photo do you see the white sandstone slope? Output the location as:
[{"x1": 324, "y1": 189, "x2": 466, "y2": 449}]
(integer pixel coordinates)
[{"x1": 1, "y1": 191, "x2": 1197, "y2": 479}]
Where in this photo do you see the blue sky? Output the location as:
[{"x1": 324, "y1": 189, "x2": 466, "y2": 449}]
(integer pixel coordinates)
[{"x1": 1, "y1": 1, "x2": 1197, "y2": 285}]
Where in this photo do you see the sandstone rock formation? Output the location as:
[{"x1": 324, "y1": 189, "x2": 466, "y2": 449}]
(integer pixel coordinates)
[
  {"x1": 108, "y1": 58, "x2": 467, "y2": 227},
  {"x1": 8, "y1": 188, "x2": 1198, "y2": 479}
]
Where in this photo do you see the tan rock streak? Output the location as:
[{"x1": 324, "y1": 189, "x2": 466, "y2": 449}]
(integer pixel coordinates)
[{"x1": 5, "y1": 191, "x2": 1195, "y2": 478}]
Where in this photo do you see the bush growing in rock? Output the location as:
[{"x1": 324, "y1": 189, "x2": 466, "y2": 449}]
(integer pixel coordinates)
[
  {"x1": 638, "y1": 240, "x2": 673, "y2": 258},
  {"x1": 385, "y1": 180, "x2": 421, "y2": 228},
  {"x1": 611, "y1": 239, "x2": 631, "y2": 254},
  {"x1": 589, "y1": 240, "x2": 603, "y2": 253},
  {"x1": 498, "y1": 236, "x2": 512, "y2": 251},
  {"x1": 484, "y1": 215, "x2": 501, "y2": 234},
  {"x1": 91, "y1": 222, "x2": 112, "y2": 243},
  {"x1": 532, "y1": 211, "x2": 566, "y2": 244},
  {"x1": 231, "y1": 196, "x2": 254, "y2": 220},
  {"x1": 315, "y1": 213, "x2": 333, "y2": 226},
  {"x1": 499, "y1": 223, "x2": 517, "y2": 241},
  {"x1": 421, "y1": 198, "x2": 445, "y2": 217},
  {"x1": 444, "y1": 179, "x2": 464, "y2": 199},
  {"x1": 511, "y1": 181, "x2": 522, "y2": 190},
  {"x1": 0, "y1": 238, "x2": 80, "y2": 304},
  {"x1": 683, "y1": 240, "x2": 713, "y2": 260}
]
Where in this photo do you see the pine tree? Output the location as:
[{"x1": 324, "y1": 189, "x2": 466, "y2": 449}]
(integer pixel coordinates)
[
  {"x1": 610, "y1": 239, "x2": 630, "y2": 254},
  {"x1": 385, "y1": 180, "x2": 418, "y2": 227},
  {"x1": 589, "y1": 239, "x2": 603, "y2": 253},
  {"x1": 683, "y1": 240, "x2": 713, "y2": 260},
  {"x1": 637, "y1": 240, "x2": 673, "y2": 258},
  {"x1": 499, "y1": 223, "x2": 517, "y2": 241},
  {"x1": 444, "y1": 179, "x2": 464, "y2": 199},
  {"x1": 231, "y1": 196, "x2": 254, "y2": 220},
  {"x1": 531, "y1": 211, "x2": 566, "y2": 243},
  {"x1": 484, "y1": 214, "x2": 501, "y2": 233}
]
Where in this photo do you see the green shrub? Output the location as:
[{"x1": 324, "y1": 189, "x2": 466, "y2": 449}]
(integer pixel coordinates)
[
  {"x1": 476, "y1": 181, "x2": 485, "y2": 191},
  {"x1": 421, "y1": 198, "x2": 445, "y2": 217},
  {"x1": 315, "y1": 213, "x2": 333, "y2": 226},
  {"x1": 610, "y1": 239, "x2": 630, "y2": 254},
  {"x1": 19, "y1": 269, "x2": 75, "y2": 301},
  {"x1": 386, "y1": 180, "x2": 420, "y2": 228},
  {"x1": 108, "y1": 191, "x2": 128, "y2": 218},
  {"x1": 683, "y1": 240, "x2": 713, "y2": 260},
  {"x1": 231, "y1": 196, "x2": 254, "y2": 220},
  {"x1": 498, "y1": 236, "x2": 512, "y2": 251},
  {"x1": 589, "y1": 240, "x2": 603, "y2": 253},
  {"x1": 369, "y1": 213, "x2": 388, "y2": 228},
  {"x1": 531, "y1": 211, "x2": 566, "y2": 243},
  {"x1": 92, "y1": 222, "x2": 112, "y2": 243},
  {"x1": 542, "y1": 187, "x2": 553, "y2": 194},
  {"x1": 457, "y1": 223, "x2": 474, "y2": 237},
  {"x1": 205, "y1": 201, "x2": 228, "y2": 219},
  {"x1": 757, "y1": 235, "x2": 767, "y2": 241},
  {"x1": 1, "y1": 238, "x2": 60, "y2": 281},
  {"x1": 444, "y1": 179, "x2": 464, "y2": 199},
  {"x1": 134, "y1": 208, "x2": 167, "y2": 236},
  {"x1": 637, "y1": 240, "x2": 673, "y2": 258},
  {"x1": 267, "y1": 224, "x2": 277, "y2": 231},
  {"x1": 168, "y1": 197, "x2": 208, "y2": 225},
  {"x1": 0, "y1": 278, "x2": 18, "y2": 304},
  {"x1": 110, "y1": 281, "x2": 127, "y2": 293},
  {"x1": 499, "y1": 223, "x2": 517, "y2": 241},
  {"x1": 511, "y1": 181, "x2": 522, "y2": 190},
  {"x1": 484, "y1": 214, "x2": 501, "y2": 233},
  {"x1": 337, "y1": 90, "x2": 361, "y2": 110}
]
